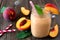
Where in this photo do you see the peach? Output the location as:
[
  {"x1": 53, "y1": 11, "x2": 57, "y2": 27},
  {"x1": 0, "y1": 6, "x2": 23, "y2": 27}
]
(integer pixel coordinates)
[
  {"x1": 3, "y1": 7, "x2": 16, "y2": 21},
  {"x1": 49, "y1": 24, "x2": 59, "y2": 38},
  {"x1": 21, "y1": 7, "x2": 30, "y2": 15},
  {"x1": 16, "y1": 17, "x2": 31, "y2": 31},
  {"x1": 43, "y1": 3, "x2": 59, "y2": 15},
  {"x1": 43, "y1": 7, "x2": 59, "y2": 14},
  {"x1": 45, "y1": 3, "x2": 57, "y2": 9}
]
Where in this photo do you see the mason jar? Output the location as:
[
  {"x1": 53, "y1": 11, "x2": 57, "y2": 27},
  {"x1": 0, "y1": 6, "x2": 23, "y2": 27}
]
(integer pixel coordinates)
[{"x1": 31, "y1": 9, "x2": 51, "y2": 38}]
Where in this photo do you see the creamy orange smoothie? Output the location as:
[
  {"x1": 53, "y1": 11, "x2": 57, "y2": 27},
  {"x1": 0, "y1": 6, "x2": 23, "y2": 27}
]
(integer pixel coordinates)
[{"x1": 31, "y1": 13, "x2": 51, "y2": 38}]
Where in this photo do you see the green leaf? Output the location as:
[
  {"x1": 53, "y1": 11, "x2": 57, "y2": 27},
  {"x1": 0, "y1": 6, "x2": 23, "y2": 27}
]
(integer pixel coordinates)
[
  {"x1": 35, "y1": 5, "x2": 43, "y2": 15},
  {"x1": 16, "y1": 31, "x2": 31, "y2": 39},
  {"x1": 0, "y1": 6, "x2": 6, "y2": 13}
]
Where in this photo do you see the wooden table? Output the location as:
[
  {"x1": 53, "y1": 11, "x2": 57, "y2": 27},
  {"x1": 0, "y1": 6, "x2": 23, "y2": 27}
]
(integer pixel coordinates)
[{"x1": 0, "y1": 0, "x2": 60, "y2": 40}]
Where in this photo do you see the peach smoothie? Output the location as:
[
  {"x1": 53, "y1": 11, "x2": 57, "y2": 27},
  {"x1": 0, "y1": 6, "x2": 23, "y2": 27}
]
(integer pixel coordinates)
[{"x1": 31, "y1": 13, "x2": 51, "y2": 38}]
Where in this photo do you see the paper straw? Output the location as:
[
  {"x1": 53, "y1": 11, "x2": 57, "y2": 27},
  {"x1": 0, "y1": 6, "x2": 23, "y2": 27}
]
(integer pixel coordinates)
[
  {"x1": 5, "y1": 24, "x2": 12, "y2": 29},
  {"x1": 0, "y1": 24, "x2": 13, "y2": 36},
  {"x1": 29, "y1": 1, "x2": 35, "y2": 8},
  {"x1": 0, "y1": 29, "x2": 16, "y2": 33}
]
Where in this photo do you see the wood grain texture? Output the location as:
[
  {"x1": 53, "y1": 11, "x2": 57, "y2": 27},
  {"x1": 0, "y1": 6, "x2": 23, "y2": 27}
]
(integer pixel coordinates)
[{"x1": 0, "y1": 0, "x2": 60, "y2": 40}]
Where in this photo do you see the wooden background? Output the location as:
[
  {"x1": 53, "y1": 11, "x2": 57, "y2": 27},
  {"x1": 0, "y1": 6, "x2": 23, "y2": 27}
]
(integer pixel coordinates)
[{"x1": 0, "y1": 0, "x2": 60, "y2": 40}]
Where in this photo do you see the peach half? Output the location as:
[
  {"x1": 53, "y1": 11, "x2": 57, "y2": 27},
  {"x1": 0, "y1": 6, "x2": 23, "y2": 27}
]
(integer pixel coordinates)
[
  {"x1": 16, "y1": 17, "x2": 31, "y2": 31},
  {"x1": 49, "y1": 24, "x2": 59, "y2": 38}
]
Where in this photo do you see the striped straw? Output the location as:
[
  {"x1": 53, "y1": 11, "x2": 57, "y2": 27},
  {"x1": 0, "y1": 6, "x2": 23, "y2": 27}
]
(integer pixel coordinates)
[
  {"x1": 0, "y1": 24, "x2": 13, "y2": 36},
  {"x1": 0, "y1": 29, "x2": 16, "y2": 33}
]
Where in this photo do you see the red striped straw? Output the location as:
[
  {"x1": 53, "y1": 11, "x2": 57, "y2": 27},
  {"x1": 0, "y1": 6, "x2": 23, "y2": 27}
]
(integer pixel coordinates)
[
  {"x1": 5, "y1": 24, "x2": 12, "y2": 30},
  {"x1": 0, "y1": 29, "x2": 16, "y2": 33},
  {"x1": 0, "y1": 24, "x2": 13, "y2": 36}
]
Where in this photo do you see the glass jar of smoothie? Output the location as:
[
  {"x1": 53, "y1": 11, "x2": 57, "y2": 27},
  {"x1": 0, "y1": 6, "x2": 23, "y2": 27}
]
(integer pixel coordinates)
[{"x1": 31, "y1": 9, "x2": 51, "y2": 38}]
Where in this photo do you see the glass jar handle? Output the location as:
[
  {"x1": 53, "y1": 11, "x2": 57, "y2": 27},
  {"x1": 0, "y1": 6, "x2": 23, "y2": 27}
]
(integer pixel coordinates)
[{"x1": 50, "y1": 15, "x2": 56, "y2": 30}]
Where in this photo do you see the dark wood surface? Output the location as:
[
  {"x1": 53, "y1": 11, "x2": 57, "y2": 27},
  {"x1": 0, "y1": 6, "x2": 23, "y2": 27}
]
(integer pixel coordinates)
[{"x1": 0, "y1": 0, "x2": 60, "y2": 40}]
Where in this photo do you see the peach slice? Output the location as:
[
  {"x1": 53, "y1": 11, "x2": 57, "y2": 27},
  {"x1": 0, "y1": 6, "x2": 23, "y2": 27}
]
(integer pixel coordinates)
[
  {"x1": 43, "y1": 3, "x2": 59, "y2": 15},
  {"x1": 43, "y1": 7, "x2": 59, "y2": 15},
  {"x1": 21, "y1": 7, "x2": 30, "y2": 15},
  {"x1": 49, "y1": 24, "x2": 59, "y2": 38},
  {"x1": 16, "y1": 17, "x2": 31, "y2": 31},
  {"x1": 45, "y1": 3, "x2": 57, "y2": 9}
]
